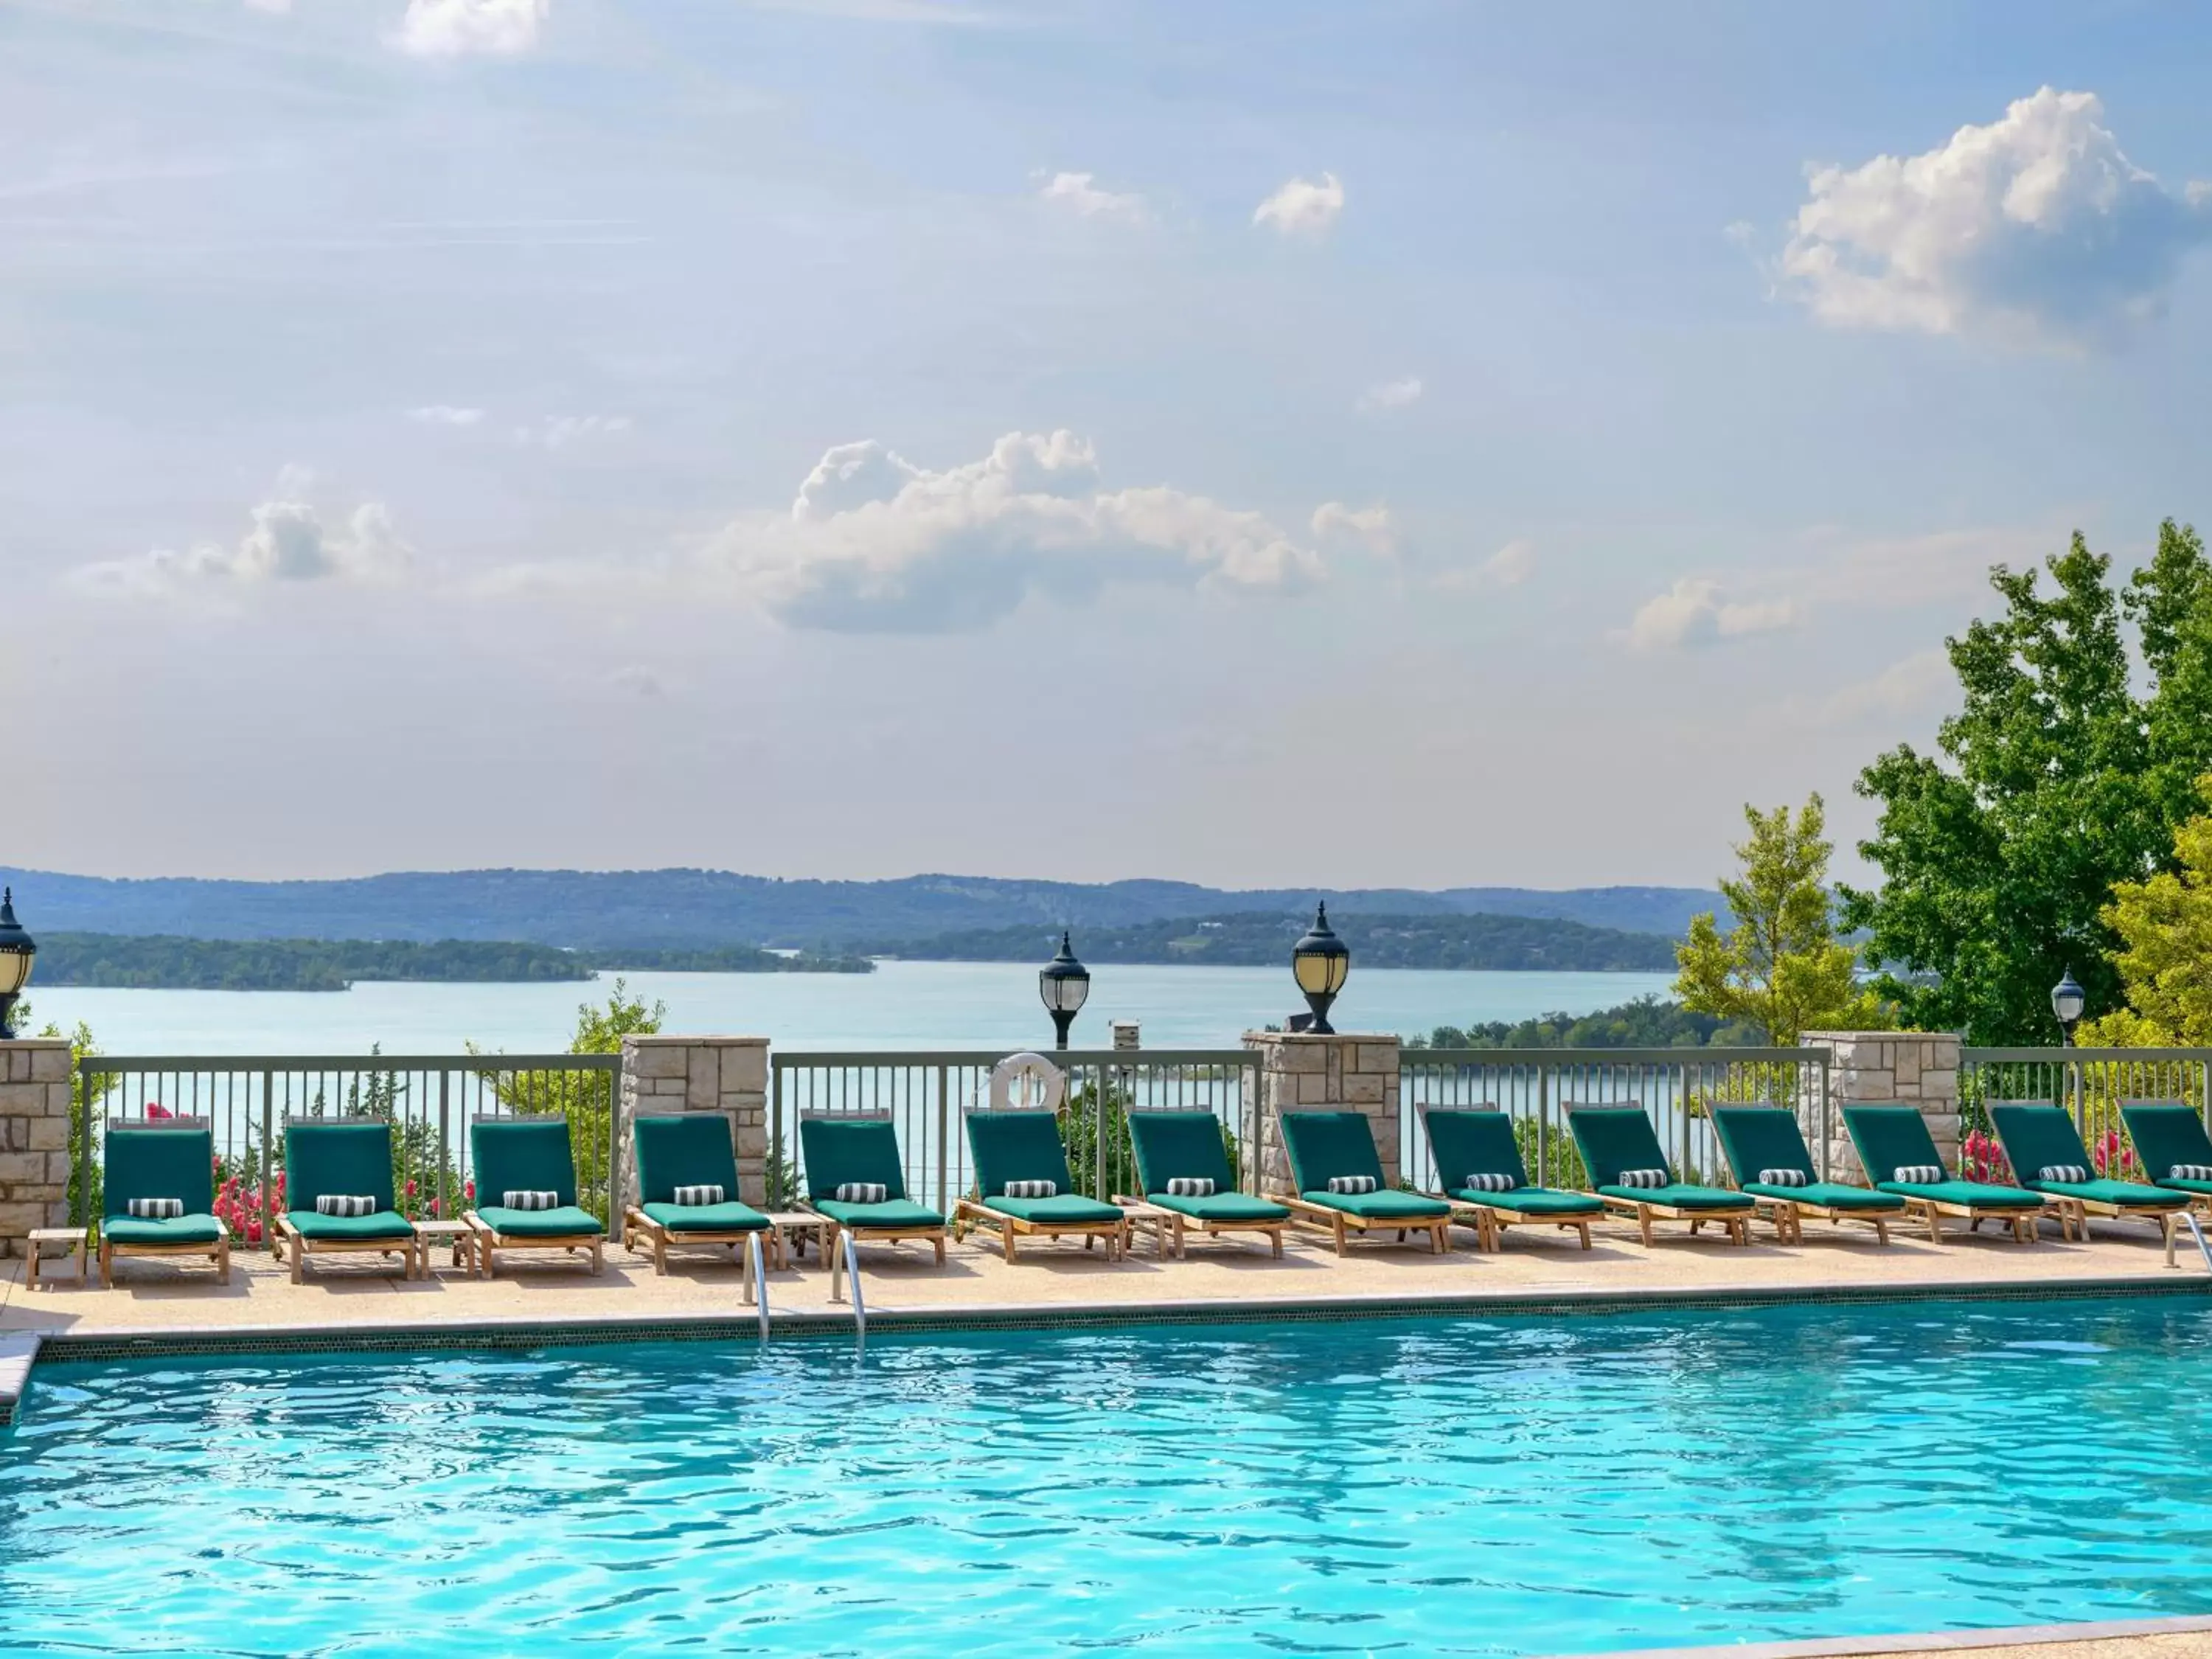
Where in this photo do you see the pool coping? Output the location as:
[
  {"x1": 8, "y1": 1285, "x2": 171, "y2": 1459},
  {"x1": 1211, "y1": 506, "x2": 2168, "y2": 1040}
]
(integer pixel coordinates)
[
  {"x1": 17, "y1": 1270, "x2": 2208, "y2": 1366},
  {"x1": 1570, "y1": 1611, "x2": 2212, "y2": 1658},
  {"x1": 0, "y1": 1333, "x2": 35, "y2": 1426}
]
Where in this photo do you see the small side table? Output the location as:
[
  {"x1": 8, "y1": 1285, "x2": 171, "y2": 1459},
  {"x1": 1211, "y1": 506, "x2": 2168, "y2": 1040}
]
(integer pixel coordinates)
[
  {"x1": 411, "y1": 1220, "x2": 479, "y2": 1278},
  {"x1": 1112, "y1": 1198, "x2": 1180, "y2": 1259},
  {"x1": 763, "y1": 1211, "x2": 828, "y2": 1272},
  {"x1": 26, "y1": 1228, "x2": 88, "y2": 1290}
]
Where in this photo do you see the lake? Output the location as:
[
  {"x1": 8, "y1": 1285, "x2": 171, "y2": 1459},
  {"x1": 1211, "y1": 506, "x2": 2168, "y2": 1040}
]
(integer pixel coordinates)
[{"x1": 22, "y1": 963, "x2": 1676, "y2": 1056}]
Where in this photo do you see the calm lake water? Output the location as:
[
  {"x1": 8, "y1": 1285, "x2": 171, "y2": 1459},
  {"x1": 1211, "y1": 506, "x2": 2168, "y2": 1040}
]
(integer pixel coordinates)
[{"x1": 24, "y1": 963, "x2": 1674, "y2": 1056}]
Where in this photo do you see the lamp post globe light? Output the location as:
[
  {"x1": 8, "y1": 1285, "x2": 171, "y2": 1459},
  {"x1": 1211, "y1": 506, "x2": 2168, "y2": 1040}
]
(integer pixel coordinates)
[
  {"x1": 0, "y1": 888, "x2": 35, "y2": 1040},
  {"x1": 2051, "y1": 967, "x2": 2087, "y2": 1047},
  {"x1": 1039, "y1": 931, "x2": 1091, "y2": 1050},
  {"x1": 1290, "y1": 902, "x2": 1351, "y2": 1035}
]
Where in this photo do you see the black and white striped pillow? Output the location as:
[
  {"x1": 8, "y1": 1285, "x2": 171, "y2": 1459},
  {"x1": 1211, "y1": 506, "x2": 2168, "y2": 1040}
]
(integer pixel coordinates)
[
  {"x1": 1326, "y1": 1175, "x2": 1378, "y2": 1195},
  {"x1": 1891, "y1": 1165, "x2": 1944, "y2": 1184},
  {"x1": 2037, "y1": 1164, "x2": 2089, "y2": 1183},
  {"x1": 672, "y1": 1184, "x2": 724, "y2": 1206},
  {"x1": 1002, "y1": 1179, "x2": 1057, "y2": 1199},
  {"x1": 2170, "y1": 1163, "x2": 2212, "y2": 1180},
  {"x1": 1461, "y1": 1172, "x2": 1517, "y2": 1193},
  {"x1": 1165, "y1": 1177, "x2": 1214, "y2": 1197},
  {"x1": 1756, "y1": 1168, "x2": 1809, "y2": 1187},
  {"x1": 125, "y1": 1197, "x2": 184, "y2": 1219},
  {"x1": 502, "y1": 1189, "x2": 559, "y2": 1211},
  {"x1": 1615, "y1": 1168, "x2": 1668, "y2": 1189},
  {"x1": 834, "y1": 1182, "x2": 888, "y2": 1203},
  {"x1": 316, "y1": 1194, "x2": 376, "y2": 1217}
]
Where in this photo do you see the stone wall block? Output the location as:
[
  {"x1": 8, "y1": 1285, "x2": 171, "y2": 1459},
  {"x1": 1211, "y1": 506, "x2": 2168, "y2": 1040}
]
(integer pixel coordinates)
[{"x1": 684, "y1": 1055, "x2": 720, "y2": 1112}]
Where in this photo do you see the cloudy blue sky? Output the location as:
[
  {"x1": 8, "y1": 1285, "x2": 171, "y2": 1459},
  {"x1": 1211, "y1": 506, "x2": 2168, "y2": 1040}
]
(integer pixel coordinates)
[{"x1": 7, "y1": 0, "x2": 2211, "y2": 890}]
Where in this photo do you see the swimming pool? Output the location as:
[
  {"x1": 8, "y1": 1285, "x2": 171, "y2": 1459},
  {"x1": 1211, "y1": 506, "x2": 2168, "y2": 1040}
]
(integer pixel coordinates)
[{"x1": 5, "y1": 1296, "x2": 2211, "y2": 1655}]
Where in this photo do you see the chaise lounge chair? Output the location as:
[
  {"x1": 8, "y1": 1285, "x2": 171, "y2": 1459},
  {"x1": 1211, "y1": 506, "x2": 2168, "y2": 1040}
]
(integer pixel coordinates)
[
  {"x1": 2118, "y1": 1103, "x2": 2212, "y2": 1214},
  {"x1": 799, "y1": 1113, "x2": 949, "y2": 1295},
  {"x1": 1271, "y1": 1110, "x2": 1450, "y2": 1255},
  {"x1": 622, "y1": 1113, "x2": 773, "y2": 1292},
  {"x1": 956, "y1": 1110, "x2": 1130, "y2": 1262},
  {"x1": 98, "y1": 1119, "x2": 231, "y2": 1287},
  {"x1": 1120, "y1": 1110, "x2": 1290, "y2": 1258},
  {"x1": 1416, "y1": 1106, "x2": 1601, "y2": 1251},
  {"x1": 1841, "y1": 1105, "x2": 2057, "y2": 1245},
  {"x1": 1566, "y1": 1106, "x2": 1756, "y2": 1246},
  {"x1": 465, "y1": 1117, "x2": 606, "y2": 1276},
  {"x1": 275, "y1": 1119, "x2": 422, "y2": 1283},
  {"x1": 1709, "y1": 1106, "x2": 1905, "y2": 1245},
  {"x1": 1992, "y1": 1103, "x2": 2183, "y2": 1265}
]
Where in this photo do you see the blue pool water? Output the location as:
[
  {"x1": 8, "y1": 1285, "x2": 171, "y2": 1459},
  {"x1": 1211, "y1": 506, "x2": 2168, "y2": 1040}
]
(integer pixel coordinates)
[{"x1": 7, "y1": 1297, "x2": 2212, "y2": 1655}]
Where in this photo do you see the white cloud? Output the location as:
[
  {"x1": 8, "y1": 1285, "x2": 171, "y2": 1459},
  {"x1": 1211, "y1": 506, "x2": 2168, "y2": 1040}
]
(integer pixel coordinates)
[
  {"x1": 1253, "y1": 172, "x2": 1343, "y2": 237},
  {"x1": 1310, "y1": 501, "x2": 1397, "y2": 557},
  {"x1": 244, "y1": 0, "x2": 291, "y2": 13},
  {"x1": 394, "y1": 0, "x2": 547, "y2": 58},
  {"x1": 408, "y1": 404, "x2": 484, "y2": 427},
  {"x1": 77, "y1": 496, "x2": 412, "y2": 597},
  {"x1": 1037, "y1": 171, "x2": 1147, "y2": 225},
  {"x1": 515, "y1": 414, "x2": 633, "y2": 448},
  {"x1": 712, "y1": 430, "x2": 1321, "y2": 632},
  {"x1": 1779, "y1": 87, "x2": 2212, "y2": 345},
  {"x1": 1355, "y1": 375, "x2": 1422, "y2": 414},
  {"x1": 609, "y1": 665, "x2": 667, "y2": 700},
  {"x1": 1431, "y1": 538, "x2": 1535, "y2": 592},
  {"x1": 1624, "y1": 580, "x2": 1798, "y2": 650},
  {"x1": 1818, "y1": 649, "x2": 1952, "y2": 723}
]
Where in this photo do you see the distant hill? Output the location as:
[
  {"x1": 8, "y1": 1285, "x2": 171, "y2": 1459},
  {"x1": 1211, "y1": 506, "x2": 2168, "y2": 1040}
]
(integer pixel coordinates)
[{"x1": 0, "y1": 866, "x2": 1728, "y2": 952}]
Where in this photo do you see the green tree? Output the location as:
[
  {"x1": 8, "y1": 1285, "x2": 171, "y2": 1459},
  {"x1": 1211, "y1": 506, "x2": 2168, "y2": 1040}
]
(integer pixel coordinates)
[
  {"x1": 1674, "y1": 794, "x2": 1884, "y2": 1046},
  {"x1": 1840, "y1": 522, "x2": 2212, "y2": 1041},
  {"x1": 2076, "y1": 776, "x2": 2212, "y2": 1047}
]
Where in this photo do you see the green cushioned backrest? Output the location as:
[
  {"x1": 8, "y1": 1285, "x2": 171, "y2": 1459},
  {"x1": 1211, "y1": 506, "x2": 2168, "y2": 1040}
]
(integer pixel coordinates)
[
  {"x1": 1711, "y1": 1107, "x2": 1814, "y2": 1184},
  {"x1": 631, "y1": 1114, "x2": 740, "y2": 1206},
  {"x1": 2119, "y1": 1103, "x2": 2212, "y2": 1181},
  {"x1": 1990, "y1": 1103, "x2": 2087, "y2": 1180},
  {"x1": 284, "y1": 1121, "x2": 396, "y2": 1213},
  {"x1": 1566, "y1": 1107, "x2": 1670, "y2": 1186},
  {"x1": 471, "y1": 1119, "x2": 577, "y2": 1207},
  {"x1": 1278, "y1": 1111, "x2": 1385, "y2": 1193},
  {"x1": 1419, "y1": 1109, "x2": 1527, "y2": 1189},
  {"x1": 1843, "y1": 1105, "x2": 1947, "y2": 1181},
  {"x1": 1127, "y1": 1112, "x2": 1234, "y2": 1194},
  {"x1": 964, "y1": 1110, "x2": 1074, "y2": 1197},
  {"x1": 103, "y1": 1127, "x2": 215, "y2": 1217},
  {"x1": 799, "y1": 1116, "x2": 908, "y2": 1203}
]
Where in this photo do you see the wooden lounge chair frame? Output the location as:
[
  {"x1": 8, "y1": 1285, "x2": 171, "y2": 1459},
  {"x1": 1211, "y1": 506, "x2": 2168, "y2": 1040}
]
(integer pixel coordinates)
[
  {"x1": 465, "y1": 1116, "x2": 605, "y2": 1277},
  {"x1": 1272, "y1": 1194, "x2": 1450, "y2": 1256},
  {"x1": 1442, "y1": 1199, "x2": 1593, "y2": 1253},
  {"x1": 1567, "y1": 1105, "x2": 1755, "y2": 1247},
  {"x1": 953, "y1": 1196, "x2": 1127, "y2": 1262},
  {"x1": 1889, "y1": 1192, "x2": 2066, "y2": 1246},
  {"x1": 1989, "y1": 1102, "x2": 2180, "y2": 1265},
  {"x1": 796, "y1": 1114, "x2": 950, "y2": 1275},
  {"x1": 98, "y1": 1117, "x2": 233, "y2": 1287},
  {"x1": 1111, "y1": 1194, "x2": 1285, "y2": 1258},
  {"x1": 622, "y1": 1207, "x2": 769, "y2": 1275},
  {"x1": 1746, "y1": 1194, "x2": 1891, "y2": 1246},
  {"x1": 274, "y1": 1116, "x2": 425, "y2": 1283}
]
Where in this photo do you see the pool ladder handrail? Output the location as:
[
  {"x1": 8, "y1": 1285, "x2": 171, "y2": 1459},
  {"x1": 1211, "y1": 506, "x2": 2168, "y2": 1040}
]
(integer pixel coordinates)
[
  {"x1": 839, "y1": 1230, "x2": 867, "y2": 1350},
  {"x1": 744, "y1": 1231, "x2": 770, "y2": 1342},
  {"x1": 2183, "y1": 1211, "x2": 2212, "y2": 1275}
]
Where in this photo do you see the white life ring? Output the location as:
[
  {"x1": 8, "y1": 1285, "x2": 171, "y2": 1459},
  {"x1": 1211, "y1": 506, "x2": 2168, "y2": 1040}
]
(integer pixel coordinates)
[{"x1": 988, "y1": 1051, "x2": 1066, "y2": 1113}]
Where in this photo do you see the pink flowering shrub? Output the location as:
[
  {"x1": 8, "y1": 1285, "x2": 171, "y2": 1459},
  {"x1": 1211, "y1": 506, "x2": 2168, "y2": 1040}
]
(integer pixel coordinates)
[{"x1": 1961, "y1": 1127, "x2": 2013, "y2": 1185}]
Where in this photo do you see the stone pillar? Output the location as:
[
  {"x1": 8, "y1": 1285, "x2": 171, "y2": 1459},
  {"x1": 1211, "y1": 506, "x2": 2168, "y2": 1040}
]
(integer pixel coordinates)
[
  {"x1": 617, "y1": 1037, "x2": 771, "y2": 1208},
  {"x1": 1242, "y1": 1032, "x2": 1402, "y2": 1195},
  {"x1": 1799, "y1": 1031, "x2": 1961, "y2": 1180},
  {"x1": 0, "y1": 1040, "x2": 73, "y2": 1258}
]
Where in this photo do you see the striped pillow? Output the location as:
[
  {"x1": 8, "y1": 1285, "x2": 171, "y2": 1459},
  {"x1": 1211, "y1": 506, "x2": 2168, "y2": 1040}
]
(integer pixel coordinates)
[
  {"x1": 316, "y1": 1194, "x2": 375, "y2": 1217},
  {"x1": 833, "y1": 1182, "x2": 888, "y2": 1204},
  {"x1": 1326, "y1": 1175, "x2": 1378, "y2": 1195},
  {"x1": 2037, "y1": 1164, "x2": 2089, "y2": 1183},
  {"x1": 125, "y1": 1197, "x2": 184, "y2": 1219},
  {"x1": 672, "y1": 1184, "x2": 725, "y2": 1206},
  {"x1": 1891, "y1": 1165, "x2": 1944, "y2": 1184},
  {"x1": 1756, "y1": 1168, "x2": 1809, "y2": 1188},
  {"x1": 501, "y1": 1190, "x2": 559, "y2": 1211},
  {"x1": 1615, "y1": 1168, "x2": 1668, "y2": 1189},
  {"x1": 2170, "y1": 1163, "x2": 2212, "y2": 1181},
  {"x1": 1002, "y1": 1179, "x2": 1056, "y2": 1199},
  {"x1": 1461, "y1": 1172, "x2": 1517, "y2": 1193},
  {"x1": 1164, "y1": 1177, "x2": 1215, "y2": 1197}
]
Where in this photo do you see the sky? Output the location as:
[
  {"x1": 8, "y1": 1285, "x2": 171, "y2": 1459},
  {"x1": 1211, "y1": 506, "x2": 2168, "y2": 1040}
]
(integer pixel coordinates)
[{"x1": 6, "y1": 0, "x2": 2212, "y2": 892}]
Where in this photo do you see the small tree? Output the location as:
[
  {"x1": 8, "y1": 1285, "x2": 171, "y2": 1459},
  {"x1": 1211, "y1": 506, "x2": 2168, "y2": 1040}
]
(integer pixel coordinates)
[
  {"x1": 2078, "y1": 776, "x2": 2212, "y2": 1047},
  {"x1": 1674, "y1": 793, "x2": 1888, "y2": 1047}
]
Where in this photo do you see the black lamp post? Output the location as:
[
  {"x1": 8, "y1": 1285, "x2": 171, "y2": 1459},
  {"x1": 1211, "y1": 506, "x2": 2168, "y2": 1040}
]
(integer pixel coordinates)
[
  {"x1": 1290, "y1": 902, "x2": 1351, "y2": 1035},
  {"x1": 0, "y1": 888, "x2": 36, "y2": 1040},
  {"x1": 1039, "y1": 931, "x2": 1091, "y2": 1050},
  {"x1": 2051, "y1": 967, "x2": 2087, "y2": 1047}
]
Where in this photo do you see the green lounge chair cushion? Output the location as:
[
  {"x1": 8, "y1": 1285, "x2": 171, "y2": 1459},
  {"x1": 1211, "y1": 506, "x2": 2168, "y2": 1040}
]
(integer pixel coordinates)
[
  {"x1": 640, "y1": 1199, "x2": 768, "y2": 1233},
  {"x1": 104, "y1": 1127, "x2": 217, "y2": 1222},
  {"x1": 1448, "y1": 1185, "x2": 1603, "y2": 1217},
  {"x1": 1596, "y1": 1183, "x2": 1750, "y2": 1211},
  {"x1": 1742, "y1": 1180, "x2": 1904, "y2": 1212},
  {"x1": 2119, "y1": 1105, "x2": 2212, "y2": 1195},
  {"x1": 799, "y1": 1116, "x2": 912, "y2": 1204},
  {"x1": 814, "y1": 1197, "x2": 945, "y2": 1229},
  {"x1": 633, "y1": 1113, "x2": 743, "y2": 1208},
  {"x1": 1422, "y1": 1108, "x2": 1533, "y2": 1192},
  {"x1": 284, "y1": 1122, "x2": 397, "y2": 1216},
  {"x1": 1709, "y1": 1106, "x2": 1820, "y2": 1187},
  {"x1": 2026, "y1": 1177, "x2": 2186, "y2": 1208},
  {"x1": 1278, "y1": 1111, "x2": 1389, "y2": 1195},
  {"x1": 1874, "y1": 1178, "x2": 2044, "y2": 1209},
  {"x1": 966, "y1": 1110, "x2": 1080, "y2": 1199},
  {"x1": 2157, "y1": 1175, "x2": 2212, "y2": 1197},
  {"x1": 475, "y1": 1203, "x2": 603, "y2": 1237},
  {"x1": 1299, "y1": 1188, "x2": 1451, "y2": 1220},
  {"x1": 285, "y1": 1208, "x2": 414, "y2": 1242},
  {"x1": 472, "y1": 1119, "x2": 582, "y2": 1211},
  {"x1": 1127, "y1": 1110, "x2": 1240, "y2": 1197},
  {"x1": 1149, "y1": 1191, "x2": 1290, "y2": 1223},
  {"x1": 102, "y1": 1213, "x2": 226, "y2": 1246},
  {"x1": 1838, "y1": 1105, "x2": 2025, "y2": 1203},
  {"x1": 1989, "y1": 1104, "x2": 2135, "y2": 1198},
  {"x1": 983, "y1": 1193, "x2": 1125, "y2": 1225},
  {"x1": 1568, "y1": 1107, "x2": 1689, "y2": 1192}
]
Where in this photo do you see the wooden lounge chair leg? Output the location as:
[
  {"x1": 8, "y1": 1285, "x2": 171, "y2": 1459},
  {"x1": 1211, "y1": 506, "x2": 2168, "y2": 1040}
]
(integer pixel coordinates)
[
  {"x1": 933, "y1": 1234, "x2": 946, "y2": 1265},
  {"x1": 2166, "y1": 1212, "x2": 2178, "y2": 1267},
  {"x1": 100, "y1": 1239, "x2": 113, "y2": 1289},
  {"x1": 1874, "y1": 1218, "x2": 1889, "y2": 1245},
  {"x1": 290, "y1": 1235, "x2": 305, "y2": 1284},
  {"x1": 1004, "y1": 1225, "x2": 1016, "y2": 1262},
  {"x1": 1576, "y1": 1220, "x2": 1591, "y2": 1251},
  {"x1": 1332, "y1": 1216, "x2": 1347, "y2": 1256},
  {"x1": 1270, "y1": 1226, "x2": 1283, "y2": 1259},
  {"x1": 1638, "y1": 1210, "x2": 1654, "y2": 1248},
  {"x1": 590, "y1": 1237, "x2": 603, "y2": 1276},
  {"x1": 1925, "y1": 1208, "x2": 1942, "y2": 1245}
]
